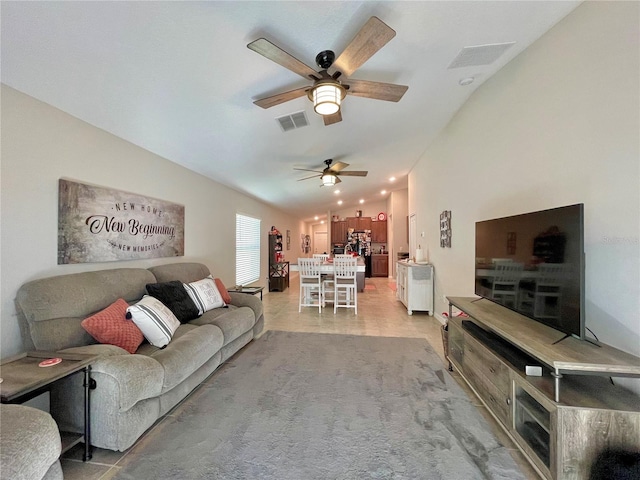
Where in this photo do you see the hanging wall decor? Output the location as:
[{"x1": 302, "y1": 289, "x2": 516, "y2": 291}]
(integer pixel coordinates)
[
  {"x1": 286, "y1": 230, "x2": 291, "y2": 250},
  {"x1": 440, "y1": 210, "x2": 452, "y2": 248},
  {"x1": 58, "y1": 179, "x2": 185, "y2": 264}
]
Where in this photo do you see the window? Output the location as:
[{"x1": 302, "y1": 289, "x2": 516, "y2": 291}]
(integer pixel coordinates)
[{"x1": 236, "y1": 213, "x2": 261, "y2": 286}]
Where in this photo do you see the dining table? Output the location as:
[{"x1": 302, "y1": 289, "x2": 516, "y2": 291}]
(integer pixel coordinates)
[{"x1": 320, "y1": 257, "x2": 366, "y2": 292}]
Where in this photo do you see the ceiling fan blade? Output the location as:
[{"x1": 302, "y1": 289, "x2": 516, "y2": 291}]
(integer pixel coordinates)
[
  {"x1": 329, "y1": 161, "x2": 350, "y2": 172},
  {"x1": 337, "y1": 170, "x2": 368, "y2": 177},
  {"x1": 329, "y1": 17, "x2": 396, "y2": 78},
  {"x1": 248, "y1": 38, "x2": 318, "y2": 80},
  {"x1": 344, "y1": 79, "x2": 408, "y2": 102},
  {"x1": 297, "y1": 174, "x2": 321, "y2": 181},
  {"x1": 323, "y1": 110, "x2": 342, "y2": 126},
  {"x1": 293, "y1": 167, "x2": 324, "y2": 173},
  {"x1": 254, "y1": 87, "x2": 309, "y2": 109}
]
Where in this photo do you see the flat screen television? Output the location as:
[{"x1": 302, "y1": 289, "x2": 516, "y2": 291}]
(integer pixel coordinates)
[{"x1": 475, "y1": 204, "x2": 585, "y2": 340}]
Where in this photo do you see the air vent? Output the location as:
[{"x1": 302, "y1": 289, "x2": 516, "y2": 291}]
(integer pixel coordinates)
[
  {"x1": 448, "y1": 42, "x2": 515, "y2": 69},
  {"x1": 276, "y1": 111, "x2": 309, "y2": 132}
]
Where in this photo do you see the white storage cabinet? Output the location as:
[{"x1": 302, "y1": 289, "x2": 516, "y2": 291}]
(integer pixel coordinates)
[{"x1": 396, "y1": 262, "x2": 434, "y2": 315}]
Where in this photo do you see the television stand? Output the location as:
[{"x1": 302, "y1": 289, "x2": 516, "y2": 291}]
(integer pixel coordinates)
[{"x1": 446, "y1": 296, "x2": 640, "y2": 480}]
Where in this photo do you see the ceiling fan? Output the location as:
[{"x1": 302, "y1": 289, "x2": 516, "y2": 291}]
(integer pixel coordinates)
[
  {"x1": 247, "y1": 16, "x2": 408, "y2": 126},
  {"x1": 295, "y1": 159, "x2": 367, "y2": 186}
]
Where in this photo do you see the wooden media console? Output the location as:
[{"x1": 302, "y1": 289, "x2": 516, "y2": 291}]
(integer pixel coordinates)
[{"x1": 446, "y1": 296, "x2": 640, "y2": 480}]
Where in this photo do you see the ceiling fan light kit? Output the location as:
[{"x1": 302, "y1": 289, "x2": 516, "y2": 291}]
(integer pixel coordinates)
[
  {"x1": 321, "y1": 173, "x2": 337, "y2": 186},
  {"x1": 311, "y1": 82, "x2": 346, "y2": 116}
]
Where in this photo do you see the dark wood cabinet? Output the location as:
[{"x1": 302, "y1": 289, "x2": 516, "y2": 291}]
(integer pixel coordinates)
[
  {"x1": 345, "y1": 217, "x2": 372, "y2": 231},
  {"x1": 371, "y1": 220, "x2": 387, "y2": 243},
  {"x1": 372, "y1": 254, "x2": 389, "y2": 277},
  {"x1": 268, "y1": 234, "x2": 288, "y2": 291},
  {"x1": 358, "y1": 217, "x2": 372, "y2": 231},
  {"x1": 331, "y1": 221, "x2": 347, "y2": 244}
]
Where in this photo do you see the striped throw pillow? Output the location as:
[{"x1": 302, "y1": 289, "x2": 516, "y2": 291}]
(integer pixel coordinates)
[
  {"x1": 183, "y1": 275, "x2": 225, "y2": 315},
  {"x1": 126, "y1": 295, "x2": 180, "y2": 348}
]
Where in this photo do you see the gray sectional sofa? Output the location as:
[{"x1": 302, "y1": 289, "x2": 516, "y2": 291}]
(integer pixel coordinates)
[{"x1": 15, "y1": 262, "x2": 264, "y2": 452}]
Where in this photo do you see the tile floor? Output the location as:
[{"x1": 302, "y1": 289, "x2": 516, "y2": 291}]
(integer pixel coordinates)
[{"x1": 61, "y1": 274, "x2": 540, "y2": 479}]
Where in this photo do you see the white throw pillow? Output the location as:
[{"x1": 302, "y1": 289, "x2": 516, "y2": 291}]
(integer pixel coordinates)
[
  {"x1": 183, "y1": 275, "x2": 225, "y2": 315},
  {"x1": 126, "y1": 295, "x2": 180, "y2": 348}
]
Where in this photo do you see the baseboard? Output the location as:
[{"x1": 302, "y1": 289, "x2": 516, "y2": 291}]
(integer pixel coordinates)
[{"x1": 434, "y1": 312, "x2": 447, "y2": 325}]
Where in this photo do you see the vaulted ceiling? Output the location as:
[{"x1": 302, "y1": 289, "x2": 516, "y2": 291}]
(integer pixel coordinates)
[{"x1": 1, "y1": 1, "x2": 580, "y2": 222}]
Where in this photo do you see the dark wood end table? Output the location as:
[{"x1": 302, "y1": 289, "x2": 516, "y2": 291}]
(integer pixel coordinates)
[
  {"x1": 0, "y1": 351, "x2": 98, "y2": 461},
  {"x1": 228, "y1": 286, "x2": 264, "y2": 300}
]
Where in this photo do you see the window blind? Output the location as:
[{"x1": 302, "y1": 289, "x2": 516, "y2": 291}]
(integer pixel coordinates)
[{"x1": 236, "y1": 213, "x2": 261, "y2": 286}]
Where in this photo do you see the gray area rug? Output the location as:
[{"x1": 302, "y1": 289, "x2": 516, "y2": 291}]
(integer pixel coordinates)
[{"x1": 115, "y1": 331, "x2": 525, "y2": 479}]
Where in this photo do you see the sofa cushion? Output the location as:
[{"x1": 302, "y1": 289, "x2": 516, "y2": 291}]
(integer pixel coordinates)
[
  {"x1": 81, "y1": 298, "x2": 144, "y2": 354},
  {"x1": 127, "y1": 296, "x2": 180, "y2": 348},
  {"x1": 145, "y1": 280, "x2": 199, "y2": 323},
  {"x1": 183, "y1": 276, "x2": 225, "y2": 314},
  {"x1": 189, "y1": 305, "x2": 255, "y2": 346},
  {"x1": 141, "y1": 324, "x2": 224, "y2": 392}
]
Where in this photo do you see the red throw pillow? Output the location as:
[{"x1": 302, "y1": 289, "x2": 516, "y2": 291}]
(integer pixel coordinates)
[
  {"x1": 214, "y1": 278, "x2": 232, "y2": 305},
  {"x1": 81, "y1": 298, "x2": 144, "y2": 354}
]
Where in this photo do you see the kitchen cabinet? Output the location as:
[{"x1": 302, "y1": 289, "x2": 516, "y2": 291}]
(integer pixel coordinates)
[
  {"x1": 346, "y1": 217, "x2": 371, "y2": 231},
  {"x1": 372, "y1": 254, "x2": 388, "y2": 277},
  {"x1": 331, "y1": 221, "x2": 347, "y2": 244},
  {"x1": 371, "y1": 220, "x2": 387, "y2": 243}
]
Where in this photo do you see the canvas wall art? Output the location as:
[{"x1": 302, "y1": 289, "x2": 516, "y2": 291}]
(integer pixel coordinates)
[{"x1": 58, "y1": 179, "x2": 185, "y2": 264}]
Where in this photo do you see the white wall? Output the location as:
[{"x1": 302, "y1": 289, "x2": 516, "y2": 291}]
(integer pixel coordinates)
[
  {"x1": 389, "y1": 189, "x2": 409, "y2": 277},
  {"x1": 0, "y1": 85, "x2": 301, "y2": 357},
  {"x1": 409, "y1": 2, "x2": 639, "y2": 392}
]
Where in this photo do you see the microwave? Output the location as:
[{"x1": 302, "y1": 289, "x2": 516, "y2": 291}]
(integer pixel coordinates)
[{"x1": 333, "y1": 245, "x2": 345, "y2": 255}]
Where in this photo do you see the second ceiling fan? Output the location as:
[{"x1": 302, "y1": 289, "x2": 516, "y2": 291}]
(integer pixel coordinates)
[
  {"x1": 295, "y1": 159, "x2": 367, "y2": 186},
  {"x1": 247, "y1": 16, "x2": 408, "y2": 126}
]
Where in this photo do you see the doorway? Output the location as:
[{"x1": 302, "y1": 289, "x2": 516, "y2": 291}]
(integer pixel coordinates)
[{"x1": 314, "y1": 231, "x2": 328, "y2": 254}]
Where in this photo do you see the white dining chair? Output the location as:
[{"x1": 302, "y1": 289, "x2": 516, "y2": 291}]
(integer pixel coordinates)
[
  {"x1": 298, "y1": 257, "x2": 322, "y2": 313},
  {"x1": 333, "y1": 256, "x2": 358, "y2": 314},
  {"x1": 490, "y1": 260, "x2": 523, "y2": 308},
  {"x1": 312, "y1": 254, "x2": 334, "y2": 307}
]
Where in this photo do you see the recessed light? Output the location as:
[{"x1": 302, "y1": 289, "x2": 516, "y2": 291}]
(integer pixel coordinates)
[
  {"x1": 459, "y1": 76, "x2": 475, "y2": 86},
  {"x1": 334, "y1": 190, "x2": 340, "y2": 195},
  {"x1": 359, "y1": 199, "x2": 365, "y2": 204},
  {"x1": 337, "y1": 200, "x2": 343, "y2": 205},
  {"x1": 381, "y1": 190, "x2": 387, "y2": 195},
  {"x1": 320, "y1": 220, "x2": 324, "y2": 224},
  {"x1": 314, "y1": 216, "x2": 319, "y2": 220},
  {"x1": 389, "y1": 177, "x2": 396, "y2": 182}
]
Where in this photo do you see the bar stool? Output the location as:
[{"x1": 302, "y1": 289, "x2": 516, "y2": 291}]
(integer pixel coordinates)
[
  {"x1": 333, "y1": 256, "x2": 358, "y2": 314},
  {"x1": 298, "y1": 258, "x2": 322, "y2": 313},
  {"x1": 313, "y1": 254, "x2": 334, "y2": 307}
]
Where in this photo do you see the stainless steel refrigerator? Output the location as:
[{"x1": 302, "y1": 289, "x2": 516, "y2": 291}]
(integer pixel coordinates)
[{"x1": 347, "y1": 230, "x2": 372, "y2": 277}]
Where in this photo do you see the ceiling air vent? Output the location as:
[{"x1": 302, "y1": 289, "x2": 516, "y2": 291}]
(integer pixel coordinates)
[
  {"x1": 276, "y1": 111, "x2": 309, "y2": 132},
  {"x1": 448, "y1": 42, "x2": 515, "y2": 69}
]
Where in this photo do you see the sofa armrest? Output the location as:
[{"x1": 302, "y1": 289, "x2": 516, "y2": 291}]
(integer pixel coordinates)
[
  {"x1": 90, "y1": 355, "x2": 164, "y2": 411},
  {"x1": 229, "y1": 292, "x2": 263, "y2": 323},
  {"x1": 0, "y1": 404, "x2": 62, "y2": 480}
]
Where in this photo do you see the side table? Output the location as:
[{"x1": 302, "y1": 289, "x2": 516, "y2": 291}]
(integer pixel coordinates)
[
  {"x1": 0, "y1": 351, "x2": 98, "y2": 461},
  {"x1": 228, "y1": 286, "x2": 264, "y2": 300}
]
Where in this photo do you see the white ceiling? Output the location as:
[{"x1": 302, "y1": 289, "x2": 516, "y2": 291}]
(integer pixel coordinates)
[{"x1": 1, "y1": 1, "x2": 580, "y2": 222}]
